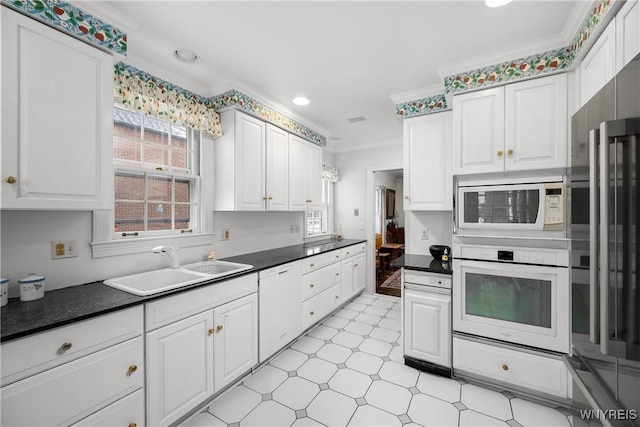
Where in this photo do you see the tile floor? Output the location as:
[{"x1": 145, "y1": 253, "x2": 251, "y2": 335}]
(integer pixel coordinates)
[{"x1": 183, "y1": 293, "x2": 587, "y2": 427}]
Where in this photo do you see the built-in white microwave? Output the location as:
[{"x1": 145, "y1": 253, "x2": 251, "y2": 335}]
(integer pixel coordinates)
[{"x1": 456, "y1": 177, "x2": 565, "y2": 234}]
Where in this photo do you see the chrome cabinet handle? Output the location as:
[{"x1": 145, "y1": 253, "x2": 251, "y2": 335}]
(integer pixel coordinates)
[
  {"x1": 589, "y1": 128, "x2": 600, "y2": 345},
  {"x1": 599, "y1": 121, "x2": 610, "y2": 355}
]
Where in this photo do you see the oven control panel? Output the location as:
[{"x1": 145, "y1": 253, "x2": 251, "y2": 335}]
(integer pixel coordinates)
[{"x1": 459, "y1": 245, "x2": 569, "y2": 267}]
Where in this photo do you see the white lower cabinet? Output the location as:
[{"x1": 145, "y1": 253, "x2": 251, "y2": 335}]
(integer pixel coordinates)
[
  {"x1": 302, "y1": 283, "x2": 343, "y2": 330},
  {"x1": 1, "y1": 337, "x2": 143, "y2": 427},
  {"x1": 72, "y1": 389, "x2": 145, "y2": 427},
  {"x1": 146, "y1": 310, "x2": 214, "y2": 427},
  {"x1": 453, "y1": 336, "x2": 569, "y2": 399},
  {"x1": 403, "y1": 288, "x2": 451, "y2": 368},
  {"x1": 213, "y1": 293, "x2": 258, "y2": 391},
  {"x1": 340, "y1": 244, "x2": 366, "y2": 299},
  {"x1": 145, "y1": 274, "x2": 258, "y2": 426},
  {"x1": 259, "y1": 262, "x2": 303, "y2": 362},
  {"x1": 0, "y1": 307, "x2": 144, "y2": 427}
]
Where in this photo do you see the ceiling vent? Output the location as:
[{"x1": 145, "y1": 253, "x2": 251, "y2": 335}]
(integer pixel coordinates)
[{"x1": 347, "y1": 116, "x2": 367, "y2": 123}]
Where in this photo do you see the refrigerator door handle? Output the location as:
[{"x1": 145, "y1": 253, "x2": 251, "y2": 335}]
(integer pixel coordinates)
[
  {"x1": 589, "y1": 128, "x2": 600, "y2": 344},
  {"x1": 599, "y1": 121, "x2": 610, "y2": 355}
]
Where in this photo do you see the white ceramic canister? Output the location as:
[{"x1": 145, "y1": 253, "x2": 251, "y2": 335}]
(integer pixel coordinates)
[
  {"x1": 1, "y1": 278, "x2": 8, "y2": 306},
  {"x1": 18, "y1": 274, "x2": 45, "y2": 302}
]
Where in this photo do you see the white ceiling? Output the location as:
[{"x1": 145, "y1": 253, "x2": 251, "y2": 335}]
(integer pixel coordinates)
[{"x1": 90, "y1": 1, "x2": 589, "y2": 153}]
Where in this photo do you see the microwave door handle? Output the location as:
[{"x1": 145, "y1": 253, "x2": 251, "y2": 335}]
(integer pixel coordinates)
[
  {"x1": 599, "y1": 121, "x2": 610, "y2": 356},
  {"x1": 589, "y1": 128, "x2": 600, "y2": 344}
]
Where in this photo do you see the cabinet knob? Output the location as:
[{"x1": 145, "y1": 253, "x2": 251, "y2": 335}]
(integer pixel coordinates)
[
  {"x1": 310, "y1": 284, "x2": 315, "y2": 288},
  {"x1": 310, "y1": 311, "x2": 315, "y2": 316},
  {"x1": 217, "y1": 325, "x2": 223, "y2": 332},
  {"x1": 128, "y1": 365, "x2": 138, "y2": 375},
  {"x1": 5, "y1": 176, "x2": 16, "y2": 184},
  {"x1": 208, "y1": 328, "x2": 215, "y2": 336},
  {"x1": 129, "y1": 424, "x2": 137, "y2": 427},
  {"x1": 507, "y1": 149, "x2": 514, "y2": 155},
  {"x1": 335, "y1": 295, "x2": 339, "y2": 299},
  {"x1": 263, "y1": 196, "x2": 268, "y2": 200},
  {"x1": 268, "y1": 196, "x2": 273, "y2": 200},
  {"x1": 404, "y1": 195, "x2": 409, "y2": 200},
  {"x1": 60, "y1": 342, "x2": 73, "y2": 351},
  {"x1": 502, "y1": 364, "x2": 509, "y2": 371},
  {"x1": 497, "y1": 150, "x2": 504, "y2": 157},
  {"x1": 310, "y1": 263, "x2": 315, "y2": 267}
]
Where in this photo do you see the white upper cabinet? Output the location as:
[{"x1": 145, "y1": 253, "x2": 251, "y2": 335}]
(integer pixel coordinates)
[
  {"x1": 454, "y1": 73, "x2": 567, "y2": 175},
  {"x1": 453, "y1": 87, "x2": 505, "y2": 175},
  {"x1": 1, "y1": 8, "x2": 113, "y2": 210},
  {"x1": 289, "y1": 134, "x2": 323, "y2": 211},
  {"x1": 504, "y1": 74, "x2": 568, "y2": 171},
  {"x1": 215, "y1": 109, "x2": 322, "y2": 212},
  {"x1": 266, "y1": 124, "x2": 289, "y2": 210},
  {"x1": 580, "y1": 19, "x2": 616, "y2": 106},
  {"x1": 403, "y1": 111, "x2": 453, "y2": 210},
  {"x1": 616, "y1": 0, "x2": 640, "y2": 72}
]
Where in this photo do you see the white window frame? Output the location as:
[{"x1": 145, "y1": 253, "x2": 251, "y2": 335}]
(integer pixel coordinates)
[
  {"x1": 90, "y1": 107, "x2": 215, "y2": 258},
  {"x1": 305, "y1": 178, "x2": 333, "y2": 239}
]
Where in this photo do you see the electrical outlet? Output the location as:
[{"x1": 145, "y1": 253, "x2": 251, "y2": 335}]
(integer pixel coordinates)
[
  {"x1": 421, "y1": 229, "x2": 429, "y2": 240},
  {"x1": 221, "y1": 229, "x2": 230, "y2": 240},
  {"x1": 51, "y1": 240, "x2": 78, "y2": 259}
]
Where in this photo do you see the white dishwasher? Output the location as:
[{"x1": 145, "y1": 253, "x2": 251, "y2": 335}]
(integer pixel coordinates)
[{"x1": 402, "y1": 269, "x2": 452, "y2": 378}]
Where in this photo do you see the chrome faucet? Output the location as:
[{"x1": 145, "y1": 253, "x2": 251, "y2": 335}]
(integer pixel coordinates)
[{"x1": 152, "y1": 243, "x2": 180, "y2": 269}]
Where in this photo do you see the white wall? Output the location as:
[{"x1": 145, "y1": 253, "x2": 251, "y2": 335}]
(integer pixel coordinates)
[
  {"x1": 405, "y1": 211, "x2": 453, "y2": 256},
  {"x1": 395, "y1": 178, "x2": 405, "y2": 227}
]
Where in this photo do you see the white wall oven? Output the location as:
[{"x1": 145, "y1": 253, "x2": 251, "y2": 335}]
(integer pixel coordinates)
[
  {"x1": 456, "y1": 176, "x2": 566, "y2": 237},
  {"x1": 453, "y1": 243, "x2": 570, "y2": 354}
]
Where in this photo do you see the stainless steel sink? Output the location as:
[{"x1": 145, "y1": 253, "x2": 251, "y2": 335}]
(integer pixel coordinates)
[{"x1": 104, "y1": 261, "x2": 253, "y2": 296}]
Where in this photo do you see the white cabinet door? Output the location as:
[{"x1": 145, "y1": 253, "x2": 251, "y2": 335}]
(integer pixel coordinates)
[
  {"x1": 403, "y1": 289, "x2": 451, "y2": 368},
  {"x1": 1, "y1": 8, "x2": 113, "y2": 210},
  {"x1": 146, "y1": 311, "x2": 214, "y2": 427},
  {"x1": 504, "y1": 74, "x2": 568, "y2": 171},
  {"x1": 235, "y1": 112, "x2": 266, "y2": 211},
  {"x1": 306, "y1": 143, "x2": 323, "y2": 211},
  {"x1": 340, "y1": 257, "x2": 354, "y2": 299},
  {"x1": 453, "y1": 87, "x2": 505, "y2": 175},
  {"x1": 266, "y1": 124, "x2": 289, "y2": 210},
  {"x1": 259, "y1": 263, "x2": 303, "y2": 362},
  {"x1": 288, "y1": 134, "x2": 308, "y2": 211},
  {"x1": 616, "y1": 0, "x2": 640, "y2": 72},
  {"x1": 352, "y1": 254, "x2": 366, "y2": 294},
  {"x1": 580, "y1": 19, "x2": 616, "y2": 106},
  {"x1": 403, "y1": 112, "x2": 452, "y2": 210},
  {"x1": 213, "y1": 293, "x2": 258, "y2": 391}
]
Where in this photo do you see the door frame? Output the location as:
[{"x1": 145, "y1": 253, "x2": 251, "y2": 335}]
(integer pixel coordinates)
[{"x1": 365, "y1": 162, "x2": 403, "y2": 295}]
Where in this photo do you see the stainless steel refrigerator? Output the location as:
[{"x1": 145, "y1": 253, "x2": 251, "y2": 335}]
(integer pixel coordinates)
[{"x1": 567, "y1": 53, "x2": 639, "y2": 425}]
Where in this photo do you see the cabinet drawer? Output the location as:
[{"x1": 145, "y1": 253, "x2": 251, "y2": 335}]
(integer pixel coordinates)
[
  {"x1": 302, "y1": 262, "x2": 341, "y2": 301},
  {"x1": 404, "y1": 270, "x2": 452, "y2": 289},
  {"x1": 453, "y1": 336, "x2": 568, "y2": 398},
  {"x1": 341, "y1": 243, "x2": 366, "y2": 259},
  {"x1": 71, "y1": 389, "x2": 144, "y2": 427},
  {"x1": 302, "y1": 283, "x2": 342, "y2": 330},
  {"x1": 1, "y1": 306, "x2": 143, "y2": 386},
  {"x1": 302, "y1": 250, "x2": 341, "y2": 274},
  {"x1": 1, "y1": 337, "x2": 144, "y2": 426},
  {"x1": 146, "y1": 273, "x2": 258, "y2": 331}
]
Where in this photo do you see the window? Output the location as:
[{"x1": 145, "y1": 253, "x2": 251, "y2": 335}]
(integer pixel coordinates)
[
  {"x1": 113, "y1": 107, "x2": 200, "y2": 237},
  {"x1": 306, "y1": 178, "x2": 332, "y2": 237}
]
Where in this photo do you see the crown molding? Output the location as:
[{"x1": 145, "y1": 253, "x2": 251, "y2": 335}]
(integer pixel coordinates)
[
  {"x1": 389, "y1": 84, "x2": 445, "y2": 105},
  {"x1": 67, "y1": 0, "x2": 139, "y2": 33},
  {"x1": 562, "y1": 0, "x2": 594, "y2": 44},
  {"x1": 208, "y1": 79, "x2": 331, "y2": 138}
]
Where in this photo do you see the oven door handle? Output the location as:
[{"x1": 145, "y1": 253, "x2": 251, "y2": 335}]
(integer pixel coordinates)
[{"x1": 588, "y1": 128, "x2": 600, "y2": 345}]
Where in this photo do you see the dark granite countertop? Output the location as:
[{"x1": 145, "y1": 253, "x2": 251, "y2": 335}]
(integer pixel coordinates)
[
  {"x1": 1, "y1": 238, "x2": 366, "y2": 342},
  {"x1": 391, "y1": 254, "x2": 453, "y2": 275}
]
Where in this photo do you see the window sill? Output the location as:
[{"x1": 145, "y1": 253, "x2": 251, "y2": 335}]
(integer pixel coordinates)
[{"x1": 91, "y1": 233, "x2": 215, "y2": 258}]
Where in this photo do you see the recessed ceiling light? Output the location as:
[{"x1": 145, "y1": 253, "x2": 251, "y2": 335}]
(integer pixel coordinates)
[
  {"x1": 347, "y1": 116, "x2": 367, "y2": 123},
  {"x1": 173, "y1": 49, "x2": 200, "y2": 63},
  {"x1": 293, "y1": 96, "x2": 310, "y2": 106},
  {"x1": 485, "y1": 0, "x2": 513, "y2": 7}
]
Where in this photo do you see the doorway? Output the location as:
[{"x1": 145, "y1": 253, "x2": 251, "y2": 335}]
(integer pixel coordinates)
[{"x1": 373, "y1": 169, "x2": 404, "y2": 297}]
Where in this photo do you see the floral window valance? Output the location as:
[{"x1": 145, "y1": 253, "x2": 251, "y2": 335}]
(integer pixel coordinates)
[
  {"x1": 323, "y1": 165, "x2": 339, "y2": 183},
  {"x1": 114, "y1": 62, "x2": 222, "y2": 138}
]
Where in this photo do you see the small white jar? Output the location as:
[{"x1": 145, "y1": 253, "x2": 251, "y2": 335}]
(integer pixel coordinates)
[
  {"x1": 18, "y1": 274, "x2": 45, "y2": 302},
  {"x1": 1, "y1": 278, "x2": 8, "y2": 307}
]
